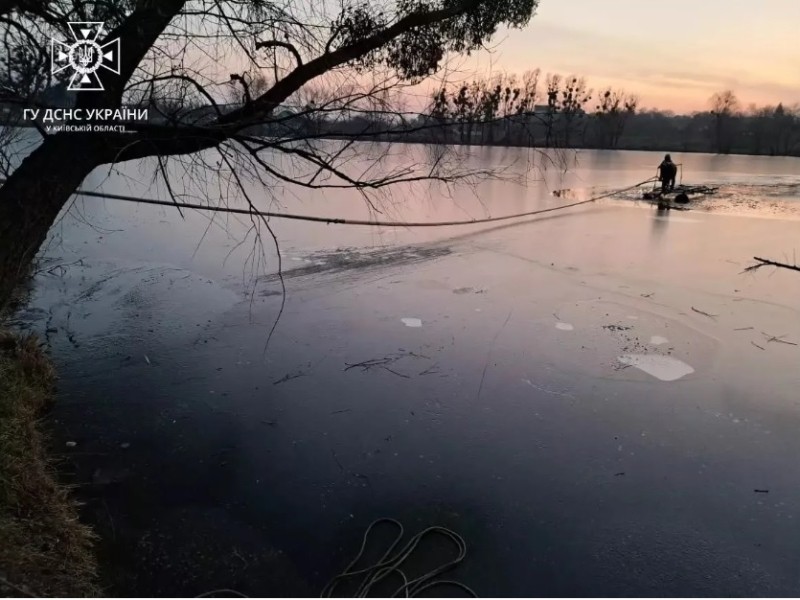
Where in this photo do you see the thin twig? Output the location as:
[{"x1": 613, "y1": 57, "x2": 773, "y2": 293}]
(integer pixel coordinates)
[
  {"x1": 344, "y1": 357, "x2": 394, "y2": 371},
  {"x1": 273, "y1": 371, "x2": 305, "y2": 385},
  {"x1": 382, "y1": 366, "x2": 410, "y2": 379},
  {"x1": 476, "y1": 310, "x2": 513, "y2": 401},
  {"x1": 744, "y1": 257, "x2": 800, "y2": 274},
  {"x1": 768, "y1": 337, "x2": 797, "y2": 346},
  {"x1": 691, "y1": 306, "x2": 718, "y2": 320},
  {"x1": 419, "y1": 364, "x2": 440, "y2": 376},
  {"x1": 762, "y1": 332, "x2": 798, "y2": 347}
]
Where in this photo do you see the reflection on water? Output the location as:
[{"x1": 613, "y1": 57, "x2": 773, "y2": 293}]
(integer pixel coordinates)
[{"x1": 651, "y1": 206, "x2": 670, "y2": 242}]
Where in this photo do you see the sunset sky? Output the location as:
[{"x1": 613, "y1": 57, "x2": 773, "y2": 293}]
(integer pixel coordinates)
[{"x1": 464, "y1": 0, "x2": 800, "y2": 113}]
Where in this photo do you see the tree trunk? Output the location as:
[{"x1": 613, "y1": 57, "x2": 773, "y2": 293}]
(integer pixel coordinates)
[{"x1": 0, "y1": 135, "x2": 101, "y2": 310}]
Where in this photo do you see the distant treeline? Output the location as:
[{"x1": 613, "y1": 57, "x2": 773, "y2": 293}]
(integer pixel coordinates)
[
  {"x1": 321, "y1": 72, "x2": 800, "y2": 157},
  {"x1": 4, "y1": 70, "x2": 798, "y2": 157}
]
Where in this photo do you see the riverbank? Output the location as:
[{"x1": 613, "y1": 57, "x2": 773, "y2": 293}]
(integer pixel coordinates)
[{"x1": 0, "y1": 329, "x2": 98, "y2": 597}]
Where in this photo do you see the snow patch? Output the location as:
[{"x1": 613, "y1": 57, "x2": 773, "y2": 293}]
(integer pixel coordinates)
[
  {"x1": 401, "y1": 318, "x2": 423, "y2": 328},
  {"x1": 618, "y1": 354, "x2": 694, "y2": 382}
]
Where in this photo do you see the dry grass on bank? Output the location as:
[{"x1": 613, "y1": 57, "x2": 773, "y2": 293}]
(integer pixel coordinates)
[{"x1": 0, "y1": 329, "x2": 98, "y2": 597}]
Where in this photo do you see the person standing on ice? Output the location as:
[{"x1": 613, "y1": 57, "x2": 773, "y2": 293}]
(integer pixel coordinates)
[{"x1": 658, "y1": 154, "x2": 678, "y2": 192}]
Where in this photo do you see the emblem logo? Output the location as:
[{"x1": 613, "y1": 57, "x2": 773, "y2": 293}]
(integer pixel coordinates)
[{"x1": 51, "y1": 22, "x2": 120, "y2": 91}]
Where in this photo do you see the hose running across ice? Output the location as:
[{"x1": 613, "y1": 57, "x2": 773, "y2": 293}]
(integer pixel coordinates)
[{"x1": 0, "y1": 177, "x2": 659, "y2": 229}]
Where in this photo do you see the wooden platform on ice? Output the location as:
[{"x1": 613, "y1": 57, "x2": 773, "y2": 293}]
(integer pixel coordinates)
[{"x1": 642, "y1": 184, "x2": 719, "y2": 201}]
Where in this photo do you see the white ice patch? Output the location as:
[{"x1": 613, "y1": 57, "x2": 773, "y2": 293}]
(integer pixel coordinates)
[
  {"x1": 650, "y1": 335, "x2": 669, "y2": 346},
  {"x1": 555, "y1": 322, "x2": 574, "y2": 331},
  {"x1": 618, "y1": 354, "x2": 694, "y2": 382},
  {"x1": 401, "y1": 318, "x2": 423, "y2": 328}
]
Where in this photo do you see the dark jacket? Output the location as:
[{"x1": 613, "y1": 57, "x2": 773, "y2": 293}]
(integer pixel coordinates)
[{"x1": 659, "y1": 160, "x2": 677, "y2": 180}]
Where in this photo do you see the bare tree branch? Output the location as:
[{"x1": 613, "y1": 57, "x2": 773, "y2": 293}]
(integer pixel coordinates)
[
  {"x1": 255, "y1": 40, "x2": 303, "y2": 68},
  {"x1": 219, "y1": 2, "x2": 471, "y2": 125}
]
